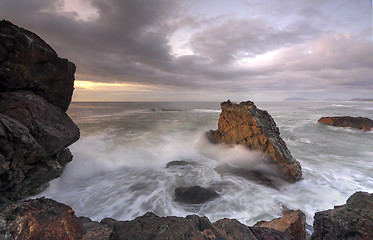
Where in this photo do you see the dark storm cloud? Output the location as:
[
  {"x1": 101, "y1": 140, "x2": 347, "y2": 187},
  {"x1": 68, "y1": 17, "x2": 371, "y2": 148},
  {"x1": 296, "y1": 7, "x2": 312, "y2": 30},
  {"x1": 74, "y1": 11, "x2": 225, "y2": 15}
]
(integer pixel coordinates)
[{"x1": 0, "y1": 0, "x2": 372, "y2": 100}]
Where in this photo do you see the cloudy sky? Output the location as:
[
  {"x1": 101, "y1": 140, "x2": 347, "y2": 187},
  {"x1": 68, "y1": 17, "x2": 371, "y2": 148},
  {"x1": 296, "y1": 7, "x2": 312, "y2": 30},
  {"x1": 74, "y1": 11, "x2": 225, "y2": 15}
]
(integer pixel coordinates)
[{"x1": 1, "y1": 0, "x2": 372, "y2": 101}]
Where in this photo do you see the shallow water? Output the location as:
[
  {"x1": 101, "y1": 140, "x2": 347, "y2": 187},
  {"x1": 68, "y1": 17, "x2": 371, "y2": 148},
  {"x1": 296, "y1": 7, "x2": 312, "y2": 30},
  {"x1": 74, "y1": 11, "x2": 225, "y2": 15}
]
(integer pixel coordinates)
[{"x1": 34, "y1": 101, "x2": 373, "y2": 227}]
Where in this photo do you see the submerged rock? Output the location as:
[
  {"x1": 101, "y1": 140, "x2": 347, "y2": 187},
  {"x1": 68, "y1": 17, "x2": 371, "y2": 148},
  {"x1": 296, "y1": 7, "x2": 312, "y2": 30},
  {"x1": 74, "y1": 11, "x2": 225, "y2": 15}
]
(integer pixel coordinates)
[
  {"x1": 207, "y1": 100, "x2": 302, "y2": 183},
  {"x1": 318, "y1": 116, "x2": 373, "y2": 131},
  {"x1": 174, "y1": 186, "x2": 219, "y2": 204},
  {"x1": 254, "y1": 207, "x2": 306, "y2": 240},
  {"x1": 166, "y1": 160, "x2": 195, "y2": 168},
  {"x1": 0, "y1": 198, "x2": 85, "y2": 240},
  {"x1": 214, "y1": 164, "x2": 277, "y2": 189},
  {"x1": 311, "y1": 191, "x2": 373, "y2": 240},
  {"x1": 0, "y1": 20, "x2": 79, "y2": 209}
]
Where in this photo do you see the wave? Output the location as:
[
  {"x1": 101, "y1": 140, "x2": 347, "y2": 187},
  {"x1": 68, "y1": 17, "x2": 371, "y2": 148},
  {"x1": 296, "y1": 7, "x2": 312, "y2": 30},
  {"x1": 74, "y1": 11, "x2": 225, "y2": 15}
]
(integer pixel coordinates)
[
  {"x1": 192, "y1": 109, "x2": 221, "y2": 113},
  {"x1": 34, "y1": 101, "x2": 373, "y2": 227}
]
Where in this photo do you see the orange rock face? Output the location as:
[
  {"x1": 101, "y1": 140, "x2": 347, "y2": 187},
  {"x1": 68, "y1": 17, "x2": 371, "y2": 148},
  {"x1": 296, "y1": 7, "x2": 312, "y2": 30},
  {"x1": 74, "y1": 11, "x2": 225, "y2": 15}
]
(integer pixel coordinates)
[
  {"x1": 207, "y1": 100, "x2": 302, "y2": 183},
  {"x1": 254, "y1": 207, "x2": 306, "y2": 240}
]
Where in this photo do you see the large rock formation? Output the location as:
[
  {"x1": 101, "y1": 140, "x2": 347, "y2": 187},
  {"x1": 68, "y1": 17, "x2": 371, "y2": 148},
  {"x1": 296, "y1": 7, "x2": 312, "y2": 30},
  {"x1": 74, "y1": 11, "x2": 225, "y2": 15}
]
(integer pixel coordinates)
[
  {"x1": 254, "y1": 207, "x2": 306, "y2": 240},
  {"x1": 207, "y1": 101, "x2": 302, "y2": 183},
  {"x1": 318, "y1": 116, "x2": 373, "y2": 131},
  {"x1": 0, "y1": 198, "x2": 86, "y2": 240},
  {"x1": 0, "y1": 20, "x2": 79, "y2": 208},
  {"x1": 311, "y1": 191, "x2": 373, "y2": 240}
]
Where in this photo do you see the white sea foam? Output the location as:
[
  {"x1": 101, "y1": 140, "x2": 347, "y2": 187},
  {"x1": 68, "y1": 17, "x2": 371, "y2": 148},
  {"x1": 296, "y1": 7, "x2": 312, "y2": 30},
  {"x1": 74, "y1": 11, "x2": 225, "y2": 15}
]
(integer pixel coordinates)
[
  {"x1": 192, "y1": 109, "x2": 221, "y2": 113},
  {"x1": 34, "y1": 101, "x2": 373, "y2": 227}
]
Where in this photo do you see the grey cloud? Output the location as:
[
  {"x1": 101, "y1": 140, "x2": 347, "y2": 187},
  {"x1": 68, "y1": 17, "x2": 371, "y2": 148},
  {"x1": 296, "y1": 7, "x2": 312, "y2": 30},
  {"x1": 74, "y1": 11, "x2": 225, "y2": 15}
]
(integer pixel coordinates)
[{"x1": 0, "y1": 0, "x2": 371, "y2": 100}]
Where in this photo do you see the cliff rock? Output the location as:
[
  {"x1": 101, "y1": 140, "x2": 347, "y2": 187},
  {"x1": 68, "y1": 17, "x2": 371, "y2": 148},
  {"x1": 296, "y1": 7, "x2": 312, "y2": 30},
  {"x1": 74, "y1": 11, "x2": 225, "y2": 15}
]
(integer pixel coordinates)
[
  {"x1": 207, "y1": 101, "x2": 302, "y2": 183},
  {"x1": 311, "y1": 191, "x2": 373, "y2": 240},
  {"x1": 0, "y1": 20, "x2": 75, "y2": 111},
  {"x1": 0, "y1": 198, "x2": 86, "y2": 240},
  {"x1": 0, "y1": 20, "x2": 79, "y2": 208},
  {"x1": 318, "y1": 116, "x2": 373, "y2": 131}
]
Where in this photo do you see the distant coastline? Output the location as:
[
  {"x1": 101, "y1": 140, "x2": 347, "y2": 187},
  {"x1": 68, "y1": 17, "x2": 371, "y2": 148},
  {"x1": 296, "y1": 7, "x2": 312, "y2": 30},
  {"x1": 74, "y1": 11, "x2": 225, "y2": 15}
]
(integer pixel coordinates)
[
  {"x1": 282, "y1": 97, "x2": 373, "y2": 102},
  {"x1": 350, "y1": 98, "x2": 373, "y2": 102}
]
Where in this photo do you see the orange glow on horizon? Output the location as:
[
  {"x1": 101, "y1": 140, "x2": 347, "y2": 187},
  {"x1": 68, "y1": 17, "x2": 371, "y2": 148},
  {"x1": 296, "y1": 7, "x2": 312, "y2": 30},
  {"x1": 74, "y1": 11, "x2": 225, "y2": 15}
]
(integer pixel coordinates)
[{"x1": 74, "y1": 80, "x2": 130, "y2": 90}]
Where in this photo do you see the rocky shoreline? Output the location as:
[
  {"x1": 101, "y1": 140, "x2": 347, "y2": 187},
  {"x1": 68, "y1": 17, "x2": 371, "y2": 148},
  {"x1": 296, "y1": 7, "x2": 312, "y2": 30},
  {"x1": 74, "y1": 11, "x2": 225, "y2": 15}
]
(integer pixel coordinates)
[{"x1": 1, "y1": 20, "x2": 373, "y2": 240}]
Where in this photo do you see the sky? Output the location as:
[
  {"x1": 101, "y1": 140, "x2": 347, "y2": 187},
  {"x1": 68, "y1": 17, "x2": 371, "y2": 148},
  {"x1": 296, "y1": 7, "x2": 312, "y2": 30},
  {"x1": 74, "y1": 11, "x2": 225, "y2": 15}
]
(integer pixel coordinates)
[{"x1": 1, "y1": 0, "x2": 372, "y2": 102}]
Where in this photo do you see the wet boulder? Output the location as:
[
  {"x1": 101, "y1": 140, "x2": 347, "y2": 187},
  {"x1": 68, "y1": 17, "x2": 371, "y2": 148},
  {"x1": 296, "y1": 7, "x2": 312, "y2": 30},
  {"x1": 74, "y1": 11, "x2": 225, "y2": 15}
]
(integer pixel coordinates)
[
  {"x1": 174, "y1": 186, "x2": 219, "y2": 204},
  {"x1": 207, "y1": 100, "x2": 302, "y2": 183},
  {"x1": 318, "y1": 116, "x2": 373, "y2": 131},
  {"x1": 166, "y1": 160, "x2": 195, "y2": 168}
]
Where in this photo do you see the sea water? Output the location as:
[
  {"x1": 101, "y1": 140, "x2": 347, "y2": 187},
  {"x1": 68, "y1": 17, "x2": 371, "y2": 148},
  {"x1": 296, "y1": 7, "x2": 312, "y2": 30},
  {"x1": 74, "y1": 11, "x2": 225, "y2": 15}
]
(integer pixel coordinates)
[{"x1": 35, "y1": 101, "x2": 373, "y2": 227}]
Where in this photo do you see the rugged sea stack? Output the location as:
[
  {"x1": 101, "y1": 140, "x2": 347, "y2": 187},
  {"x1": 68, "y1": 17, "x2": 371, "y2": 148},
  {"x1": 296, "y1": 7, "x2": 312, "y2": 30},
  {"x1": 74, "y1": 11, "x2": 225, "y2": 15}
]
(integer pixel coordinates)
[
  {"x1": 0, "y1": 20, "x2": 79, "y2": 208},
  {"x1": 207, "y1": 100, "x2": 302, "y2": 183}
]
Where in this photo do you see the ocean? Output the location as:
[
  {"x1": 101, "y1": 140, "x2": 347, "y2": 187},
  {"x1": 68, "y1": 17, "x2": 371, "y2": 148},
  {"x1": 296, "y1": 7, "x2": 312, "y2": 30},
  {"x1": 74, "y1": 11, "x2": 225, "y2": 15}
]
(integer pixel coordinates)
[{"x1": 35, "y1": 101, "x2": 373, "y2": 228}]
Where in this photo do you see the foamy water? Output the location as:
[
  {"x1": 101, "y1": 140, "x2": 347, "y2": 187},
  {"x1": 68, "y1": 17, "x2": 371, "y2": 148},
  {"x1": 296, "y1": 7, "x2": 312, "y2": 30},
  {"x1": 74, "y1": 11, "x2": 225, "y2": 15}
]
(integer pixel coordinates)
[{"x1": 34, "y1": 101, "x2": 373, "y2": 228}]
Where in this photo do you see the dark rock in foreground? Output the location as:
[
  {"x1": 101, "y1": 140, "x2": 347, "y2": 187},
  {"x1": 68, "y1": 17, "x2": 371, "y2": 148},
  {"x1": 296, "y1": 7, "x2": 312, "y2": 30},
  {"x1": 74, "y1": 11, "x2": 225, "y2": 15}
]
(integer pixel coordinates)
[
  {"x1": 101, "y1": 211, "x2": 289, "y2": 240},
  {"x1": 0, "y1": 198, "x2": 85, "y2": 240},
  {"x1": 254, "y1": 207, "x2": 306, "y2": 240},
  {"x1": 207, "y1": 100, "x2": 302, "y2": 183},
  {"x1": 0, "y1": 20, "x2": 79, "y2": 209},
  {"x1": 311, "y1": 191, "x2": 373, "y2": 240},
  {"x1": 80, "y1": 217, "x2": 114, "y2": 240},
  {"x1": 175, "y1": 186, "x2": 219, "y2": 204},
  {"x1": 318, "y1": 116, "x2": 373, "y2": 131}
]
